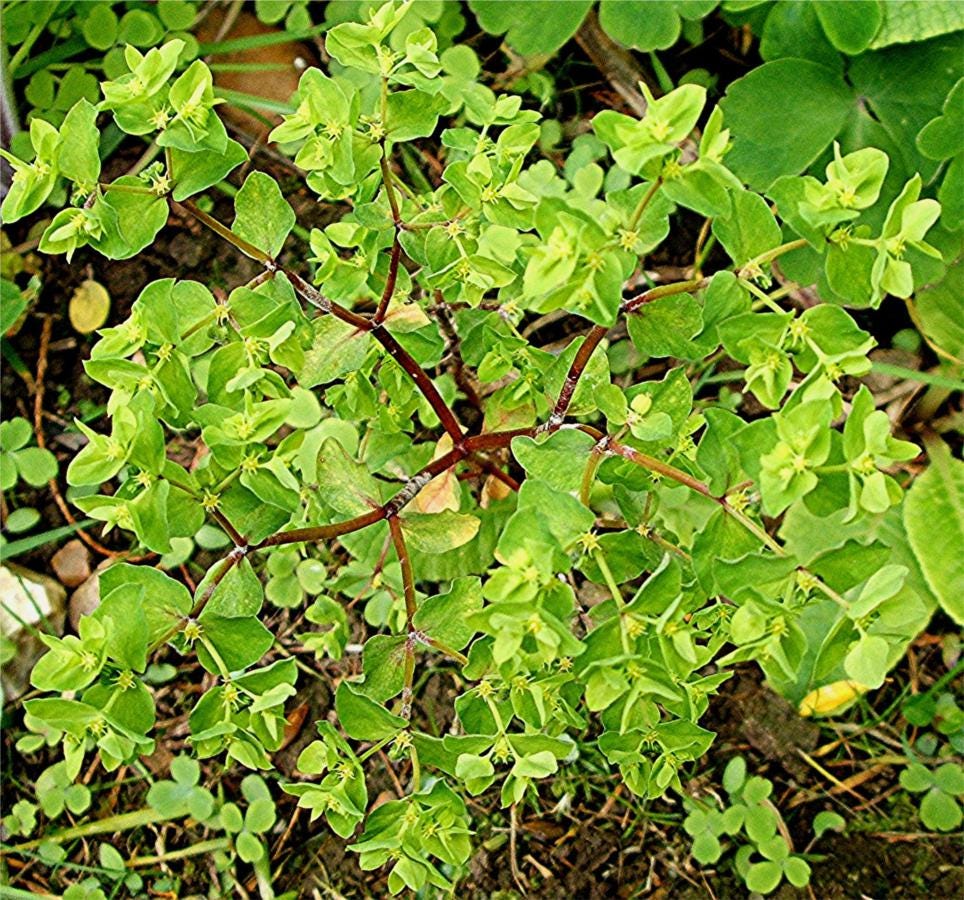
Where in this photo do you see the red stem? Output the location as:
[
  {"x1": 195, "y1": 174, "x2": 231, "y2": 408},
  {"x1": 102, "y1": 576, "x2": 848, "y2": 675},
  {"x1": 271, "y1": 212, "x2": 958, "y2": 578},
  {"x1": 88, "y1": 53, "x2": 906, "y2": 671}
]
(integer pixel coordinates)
[
  {"x1": 621, "y1": 277, "x2": 708, "y2": 315},
  {"x1": 608, "y1": 439, "x2": 716, "y2": 499},
  {"x1": 371, "y1": 325, "x2": 464, "y2": 444},
  {"x1": 254, "y1": 507, "x2": 386, "y2": 550},
  {"x1": 373, "y1": 237, "x2": 401, "y2": 323},
  {"x1": 548, "y1": 324, "x2": 608, "y2": 427},
  {"x1": 388, "y1": 516, "x2": 417, "y2": 626},
  {"x1": 211, "y1": 508, "x2": 246, "y2": 547}
]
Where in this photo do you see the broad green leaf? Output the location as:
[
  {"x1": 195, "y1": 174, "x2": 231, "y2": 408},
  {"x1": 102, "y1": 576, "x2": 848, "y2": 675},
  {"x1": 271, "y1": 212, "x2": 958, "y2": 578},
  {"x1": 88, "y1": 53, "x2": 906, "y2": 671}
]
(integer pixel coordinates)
[
  {"x1": 199, "y1": 558, "x2": 264, "y2": 618},
  {"x1": 712, "y1": 189, "x2": 781, "y2": 268},
  {"x1": 413, "y1": 577, "x2": 483, "y2": 650},
  {"x1": 171, "y1": 139, "x2": 248, "y2": 201},
  {"x1": 360, "y1": 634, "x2": 407, "y2": 702},
  {"x1": 335, "y1": 682, "x2": 406, "y2": 741},
  {"x1": 386, "y1": 90, "x2": 442, "y2": 142},
  {"x1": 98, "y1": 563, "x2": 192, "y2": 645},
  {"x1": 469, "y1": 0, "x2": 593, "y2": 55},
  {"x1": 721, "y1": 60, "x2": 852, "y2": 190},
  {"x1": 914, "y1": 261, "x2": 964, "y2": 361},
  {"x1": 814, "y1": 1, "x2": 883, "y2": 54},
  {"x1": 59, "y1": 100, "x2": 101, "y2": 187},
  {"x1": 599, "y1": 0, "x2": 683, "y2": 51},
  {"x1": 849, "y1": 35, "x2": 963, "y2": 185},
  {"x1": 315, "y1": 438, "x2": 381, "y2": 517},
  {"x1": 904, "y1": 440, "x2": 964, "y2": 625},
  {"x1": 626, "y1": 293, "x2": 702, "y2": 359},
  {"x1": 232, "y1": 171, "x2": 296, "y2": 259},
  {"x1": 870, "y1": 0, "x2": 964, "y2": 49},
  {"x1": 197, "y1": 615, "x2": 274, "y2": 673},
  {"x1": 511, "y1": 429, "x2": 595, "y2": 493},
  {"x1": 844, "y1": 633, "x2": 889, "y2": 688},
  {"x1": 300, "y1": 317, "x2": 371, "y2": 388}
]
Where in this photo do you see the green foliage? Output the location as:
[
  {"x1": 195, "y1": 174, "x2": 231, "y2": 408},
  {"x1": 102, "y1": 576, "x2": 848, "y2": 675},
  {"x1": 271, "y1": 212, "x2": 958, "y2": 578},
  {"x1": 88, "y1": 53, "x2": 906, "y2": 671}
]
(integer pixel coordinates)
[
  {"x1": 684, "y1": 757, "x2": 833, "y2": 894},
  {"x1": 0, "y1": 416, "x2": 59, "y2": 539},
  {"x1": 4, "y1": 1, "x2": 203, "y2": 131},
  {"x1": 722, "y1": 4, "x2": 963, "y2": 253},
  {"x1": 900, "y1": 761, "x2": 964, "y2": 831},
  {"x1": 904, "y1": 440, "x2": 964, "y2": 626},
  {"x1": 470, "y1": 1, "x2": 720, "y2": 56},
  {"x1": 3, "y1": 1, "x2": 320, "y2": 139},
  {"x1": 4, "y1": 2, "x2": 954, "y2": 894}
]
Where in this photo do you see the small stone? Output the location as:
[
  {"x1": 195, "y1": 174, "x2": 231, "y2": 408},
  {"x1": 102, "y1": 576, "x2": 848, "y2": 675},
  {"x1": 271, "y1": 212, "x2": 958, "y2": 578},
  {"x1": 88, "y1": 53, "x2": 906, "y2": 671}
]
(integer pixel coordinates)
[
  {"x1": 68, "y1": 570, "x2": 103, "y2": 632},
  {"x1": 0, "y1": 565, "x2": 66, "y2": 701},
  {"x1": 50, "y1": 539, "x2": 92, "y2": 588}
]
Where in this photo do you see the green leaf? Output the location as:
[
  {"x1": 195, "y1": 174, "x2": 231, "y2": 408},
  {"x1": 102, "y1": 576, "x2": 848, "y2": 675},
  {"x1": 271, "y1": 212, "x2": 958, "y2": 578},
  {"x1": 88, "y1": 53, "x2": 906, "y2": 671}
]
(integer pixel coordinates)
[
  {"x1": 914, "y1": 258, "x2": 964, "y2": 360},
  {"x1": 200, "y1": 558, "x2": 264, "y2": 618},
  {"x1": 870, "y1": 0, "x2": 964, "y2": 49},
  {"x1": 904, "y1": 440, "x2": 964, "y2": 625},
  {"x1": 235, "y1": 830, "x2": 265, "y2": 863},
  {"x1": 469, "y1": 0, "x2": 593, "y2": 55},
  {"x1": 335, "y1": 682, "x2": 406, "y2": 741},
  {"x1": 599, "y1": 0, "x2": 682, "y2": 51},
  {"x1": 721, "y1": 60, "x2": 852, "y2": 190},
  {"x1": 900, "y1": 763, "x2": 935, "y2": 793},
  {"x1": 919, "y1": 789, "x2": 962, "y2": 831},
  {"x1": 99, "y1": 563, "x2": 192, "y2": 646},
  {"x1": 933, "y1": 763, "x2": 964, "y2": 795},
  {"x1": 94, "y1": 584, "x2": 149, "y2": 672},
  {"x1": 626, "y1": 293, "x2": 702, "y2": 359},
  {"x1": 713, "y1": 189, "x2": 781, "y2": 268},
  {"x1": 13, "y1": 447, "x2": 57, "y2": 487},
  {"x1": 232, "y1": 171, "x2": 296, "y2": 259},
  {"x1": 360, "y1": 634, "x2": 407, "y2": 702},
  {"x1": 511, "y1": 429, "x2": 595, "y2": 493},
  {"x1": 83, "y1": 5, "x2": 119, "y2": 50},
  {"x1": 814, "y1": 1, "x2": 883, "y2": 54},
  {"x1": 849, "y1": 35, "x2": 962, "y2": 186},
  {"x1": 300, "y1": 317, "x2": 371, "y2": 387},
  {"x1": 171, "y1": 139, "x2": 248, "y2": 201},
  {"x1": 0, "y1": 280, "x2": 27, "y2": 333},
  {"x1": 413, "y1": 577, "x2": 483, "y2": 650},
  {"x1": 198, "y1": 615, "x2": 273, "y2": 673},
  {"x1": 783, "y1": 856, "x2": 812, "y2": 888},
  {"x1": 812, "y1": 810, "x2": 845, "y2": 838},
  {"x1": 59, "y1": 100, "x2": 101, "y2": 187},
  {"x1": 96, "y1": 177, "x2": 169, "y2": 260},
  {"x1": 315, "y1": 438, "x2": 381, "y2": 517},
  {"x1": 843, "y1": 633, "x2": 889, "y2": 689},
  {"x1": 387, "y1": 90, "x2": 442, "y2": 142},
  {"x1": 745, "y1": 859, "x2": 783, "y2": 894}
]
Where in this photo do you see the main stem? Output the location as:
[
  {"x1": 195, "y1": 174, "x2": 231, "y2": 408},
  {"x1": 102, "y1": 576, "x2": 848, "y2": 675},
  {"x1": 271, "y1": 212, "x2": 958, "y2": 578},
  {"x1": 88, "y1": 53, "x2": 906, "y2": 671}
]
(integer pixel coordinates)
[{"x1": 158, "y1": 180, "x2": 823, "y2": 670}]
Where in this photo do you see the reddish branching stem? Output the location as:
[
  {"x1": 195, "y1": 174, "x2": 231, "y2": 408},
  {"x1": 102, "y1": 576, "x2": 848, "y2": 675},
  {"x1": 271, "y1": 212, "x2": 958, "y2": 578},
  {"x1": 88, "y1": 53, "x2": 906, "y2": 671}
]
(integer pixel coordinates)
[
  {"x1": 164, "y1": 186, "x2": 752, "y2": 668},
  {"x1": 175, "y1": 199, "x2": 271, "y2": 265},
  {"x1": 607, "y1": 439, "x2": 715, "y2": 500},
  {"x1": 373, "y1": 237, "x2": 401, "y2": 323},
  {"x1": 210, "y1": 508, "x2": 246, "y2": 547},
  {"x1": 388, "y1": 516, "x2": 417, "y2": 627},
  {"x1": 547, "y1": 324, "x2": 608, "y2": 427}
]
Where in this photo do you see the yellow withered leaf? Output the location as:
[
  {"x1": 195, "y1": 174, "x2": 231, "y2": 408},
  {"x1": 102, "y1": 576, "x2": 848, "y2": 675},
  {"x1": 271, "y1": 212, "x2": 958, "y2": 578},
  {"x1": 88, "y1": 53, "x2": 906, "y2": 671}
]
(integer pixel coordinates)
[
  {"x1": 798, "y1": 680, "x2": 869, "y2": 717},
  {"x1": 413, "y1": 434, "x2": 461, "y2": 514},
  {"x1": 68, "y1": 279, "x2": 110, "y2": 334}
]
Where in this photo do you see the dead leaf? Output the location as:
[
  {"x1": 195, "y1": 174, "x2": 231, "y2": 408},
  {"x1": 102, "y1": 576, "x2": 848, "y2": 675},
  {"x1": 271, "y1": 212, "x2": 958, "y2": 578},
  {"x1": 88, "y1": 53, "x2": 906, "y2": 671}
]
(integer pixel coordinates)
[
  {"x1": 384, "y1": 300, "x2": 431, "y2": 332},
  {"x1": 413, "y1": 435, "x2": 461, "y2": 513},
  {"x1": 279, "y1": 702, "x2": 309, "y2": 750},
  {"x1": 482, "y1": 472, "x2": 513, "y2": 507},
  {"x1": 68, "y1": 279, "x2": 110, "y2": 334}
]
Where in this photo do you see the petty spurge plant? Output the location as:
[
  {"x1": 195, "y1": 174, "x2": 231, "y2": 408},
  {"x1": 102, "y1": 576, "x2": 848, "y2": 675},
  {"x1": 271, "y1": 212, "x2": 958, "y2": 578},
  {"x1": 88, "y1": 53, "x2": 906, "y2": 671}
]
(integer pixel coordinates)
[{"x1": 3, "y1": 1, "x2": 956, "y2": 893}]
